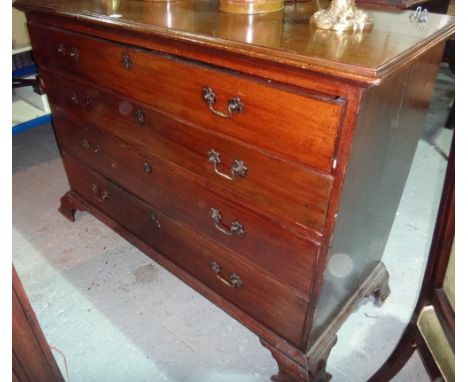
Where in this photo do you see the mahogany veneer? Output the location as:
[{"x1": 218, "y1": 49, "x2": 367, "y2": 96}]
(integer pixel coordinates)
[
  {"x1": 42, "y1": 70, "x2": 335, "y2": 236},
  {"x1": 14, "y1": 0, "x2": 454, "y2": 380},
  {"x1": 13, "y1": 266, "x2": 64, "y2": 382}
]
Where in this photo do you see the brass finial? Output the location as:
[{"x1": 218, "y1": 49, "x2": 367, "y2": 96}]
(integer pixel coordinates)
[{"x1": 313, "y1": 0, "x2": 373, "y2": 32}]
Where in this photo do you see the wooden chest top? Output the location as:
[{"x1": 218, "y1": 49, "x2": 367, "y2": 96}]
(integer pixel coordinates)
[{"x1": 14, "y1": 0, "x2": 454, "y2": 85}]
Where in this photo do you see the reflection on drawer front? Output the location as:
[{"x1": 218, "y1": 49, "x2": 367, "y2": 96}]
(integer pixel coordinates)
[
  {"x1": 62, "y1": 153, "x2": 308, "y2": 347},
  {"x1": 43, "y1": 70, "x2": 334, "y2": 233},
  {"x1": 53, "y1": 113, "x2": 320, "y2": 293},
  {"x1": 30, "y1": 23, "x2": 343, "y2": 172}
]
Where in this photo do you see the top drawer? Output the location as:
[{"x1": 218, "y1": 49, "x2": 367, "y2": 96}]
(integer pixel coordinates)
[{"x1": 28, "y1": 23, "x2": 343, "y2": 172}]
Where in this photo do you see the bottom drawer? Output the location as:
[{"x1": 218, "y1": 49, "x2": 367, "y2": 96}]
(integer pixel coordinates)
[{"x1": 62, "y1": 154, "x2": 309, "y2": 346}]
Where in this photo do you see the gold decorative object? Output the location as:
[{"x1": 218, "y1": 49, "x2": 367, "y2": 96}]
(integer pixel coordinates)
[
  {"x1": 216, "y1": 10, "x2": 283, "y2": 45},
  {"x1": 313, "y1": 0, "x2": 373, "y2": 32},
  {"x1": 220, "y1": 0, "x2": 284, "y2": 15}
]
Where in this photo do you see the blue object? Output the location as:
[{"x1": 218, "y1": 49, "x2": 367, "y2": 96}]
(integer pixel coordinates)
[
  {"x1": 13, "y1": 114, "x2": 52, "y2": 136},
  {"x1": 12, "y1": 64, "x2": 38, "y2": 79},
  {"x1": 12, "y1": 63, "x2": 51, "y2": 136}
]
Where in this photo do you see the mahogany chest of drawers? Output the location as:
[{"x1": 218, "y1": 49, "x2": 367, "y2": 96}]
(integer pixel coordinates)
[{"x1": 14, "y1": 0, "x2": 454, "y2": 380}]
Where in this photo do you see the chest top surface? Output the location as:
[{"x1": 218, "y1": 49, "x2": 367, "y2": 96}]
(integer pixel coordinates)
[{"x1": 14, "y1": 0, "x2": 453, "y2": 84}]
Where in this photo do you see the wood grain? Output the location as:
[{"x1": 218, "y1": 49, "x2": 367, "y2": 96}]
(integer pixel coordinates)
[
  {"x1": 12, "y1": 266, "x2": 64, "y2": 382},
  {"x1": 41, "y1": 69, "x2": 335, "y2": 236},
  {"x1": 14, "y1": 0, "x2": 454, "y2": 379},
  {"x1": 29, "y1": 23, "x2": 343, "y2": 172},
  {"x1": 15, "y1": 0, "x2": 454, "y2": 85},
  {"x1": 62, "y1": 154, "x2": 309, "y2": 347},
  {"x1": 53, "y1": 114, "x2": 320, "y2": 293}
]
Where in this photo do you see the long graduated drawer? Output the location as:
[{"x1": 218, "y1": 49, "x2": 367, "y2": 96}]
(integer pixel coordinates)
[{"x1": 29, "y1": 23, "x2": 343, "y2": 172}]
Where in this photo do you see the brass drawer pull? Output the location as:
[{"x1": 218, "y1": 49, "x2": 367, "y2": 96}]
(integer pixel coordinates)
[
  {"x1": 57, "y1": 43, "x2": 65, "y2": 56},
  {"x1": 202, "y1": 87, "x2": 243, "y2": 118},
  {"x1": 207, "y1": 149, "x2": 247, "y2": 180},
  {"x1": 210, "y1": 208, "x2": 244, "y2": 236},
  {"x1": 91, "y1": 184, "x2": 110, "y2": 201},
  {"x1": 210, "y1": 261, "x2": 243, "y2": 289},
  {"x1": 70, "y1": 93, "x2": 91, "y2": 110},
  {"x1": 81, "y1": 138, "x2": 90, "y2": 150},
  {"x1": 84, "y1": 97, "x2": 92, "y2": 111},
  {"x1": 150, "y1": 211, "x2": 161, "y2": 230},
  {"x1": 70, "y1": 47, "x2": 80, "y2": 61},
  {"x1": 143, "y1": 162, "x2": 152, "y2": 174},
  {"x1": 80, "y1": 138, "x2": 102, "y2": 155},
  {"x1": 94, "y1": 144, "x2": 103, "y2": 156},
  {"x1": 122, "y1": 52, "x2": 133, "y2": 70},
  {"x1": 135, "y1": 109, "x2": 145, "y2": 125},
  {"x1": 70, "y1": 92, "x2": 79, "y2": 104}
]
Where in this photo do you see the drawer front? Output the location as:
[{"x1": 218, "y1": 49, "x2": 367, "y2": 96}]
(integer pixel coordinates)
[
  {"x1": 30, "y1": 23, "x2": 343, "y2": 172},
  {"x1": 43, "y1": 70, "x2": 334, "y2": 232},
  {"x1": 53, "y1": 112, "x2": 319, "y2": 293},
  {"x1": 62, "y1": 153, "x2": 308, "y2": 347}
]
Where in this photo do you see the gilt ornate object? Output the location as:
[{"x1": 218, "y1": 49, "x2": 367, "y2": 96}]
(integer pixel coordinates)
[{"x1": 313, "y1": 0, "x2": 373, "y2": 32}]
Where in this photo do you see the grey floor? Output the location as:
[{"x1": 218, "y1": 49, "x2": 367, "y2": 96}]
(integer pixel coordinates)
[{"x1": 12, "y1": 64, "x2": 454, "y2": 382}]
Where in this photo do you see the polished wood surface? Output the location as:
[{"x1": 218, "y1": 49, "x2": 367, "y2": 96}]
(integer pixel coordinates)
[
  {"x1": 15, "y1": 0, "x2": 454, "y2": 379},
  {"x1": 15, "y1": 0, "x2": 453, "y2": 84},
  {"x1": 42, "y1": 69, "x2": 335, "y2": 236},
  {"x1": 309, "y1": 42, "x2": 445, "y2": 343},
  {"x1": 62, "y1": 154, "x2": 309, "y2": 346},
  {"x1": 357, "y1": 0, "x2": 451, "y2": 13},
  {"x1": 53, "y1": 111, "x2": 321, "y2": 293},
  {"x1": 13, "y1": 266, "x2": 64, "y2": 382},
  {"x1": 29, "y1": 23, "x2": 343, "y2": 172},
  {"x1": 58, "y1": 188, "x2": 310, "y2": 365},
  {"x1": 356, "y1": 0, "x2": 428, "y2": 8}
]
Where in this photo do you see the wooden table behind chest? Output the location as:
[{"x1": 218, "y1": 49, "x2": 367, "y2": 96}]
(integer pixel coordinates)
[{"x1": 13, "y1": 1, "x2": 454, "y2": 380}]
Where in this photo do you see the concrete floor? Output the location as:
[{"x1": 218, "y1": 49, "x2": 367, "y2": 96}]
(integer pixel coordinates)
[{"x1": 12, "y1": 64, "x2": 454, "y2": 382}]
